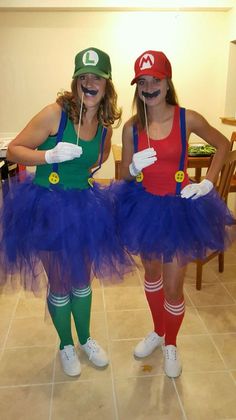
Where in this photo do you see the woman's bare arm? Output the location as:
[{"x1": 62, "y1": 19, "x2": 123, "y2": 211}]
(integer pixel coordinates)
[
  {"x1": 7, "y1": 103, "x2": 61, "y2": 166},
  {"x1": 186, "y1": 109, "x2": 230, "y2": 184}
]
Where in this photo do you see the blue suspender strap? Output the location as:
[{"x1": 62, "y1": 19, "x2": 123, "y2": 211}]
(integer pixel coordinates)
[
  {"x1": 51, "y1": 110, "x2": 68, "y2": 175},
  {"x1": 132, "y1": 125, "x2": 138, "y2": 153},
  {"x1": 90, "y1": 127, "x2": 108, "y2": 177},
  {"x1": 175, "y1": 107, "x2": 187, "y2": 195}
]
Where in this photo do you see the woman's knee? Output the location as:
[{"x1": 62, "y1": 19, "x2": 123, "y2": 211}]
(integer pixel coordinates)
[
  {"x1": 142, "y1": 259, "x2": 162, "y2": 280},
  {"x1": 163, "y1": 282, "x2": 184, "y2": 302}
]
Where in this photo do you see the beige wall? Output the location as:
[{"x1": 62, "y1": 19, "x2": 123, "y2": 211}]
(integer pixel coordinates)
[
  {"x1": 229, "y1": 2, "x2": 236, "y2": 40},
  {"x1": 0, "y1": 9, "x2": 235, "y2": 179},
  {"x1": 224, "y1": 6, "x2": 236, "y2": 123}
]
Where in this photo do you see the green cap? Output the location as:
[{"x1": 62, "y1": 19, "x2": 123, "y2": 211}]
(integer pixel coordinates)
[{"x1": 73, "y1": 47, "x2": 112, "y2": 79}]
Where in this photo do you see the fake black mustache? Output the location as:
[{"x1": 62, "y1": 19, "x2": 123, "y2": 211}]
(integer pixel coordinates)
[
  {"x1": 142, "y1": 89, "x2": 161, "y2": 99},
  {"x1": 81, "y1": 85, "x2": 98, "y2": 96}
]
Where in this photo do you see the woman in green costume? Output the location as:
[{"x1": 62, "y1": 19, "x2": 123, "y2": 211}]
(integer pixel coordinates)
[{"x1": 1, "y1": 47, "x2": 131, "y2": 376}]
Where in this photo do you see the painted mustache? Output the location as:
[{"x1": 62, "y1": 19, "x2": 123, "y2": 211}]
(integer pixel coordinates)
[
  {"x1": 142, "y1": 90, "x2": 161, "y2": 99},
  {"x1": 81, "y1": 85, "x2": 98, "y2": 96}
]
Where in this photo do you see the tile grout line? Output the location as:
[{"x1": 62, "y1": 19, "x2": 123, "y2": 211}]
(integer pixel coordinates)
[
  {"x1": 0, "y1": 367, "x2": 235, "y2": 390},
  {"x1": 108, "y1": 332, "x2": 236, "y2": 342},
  {"x1": 0, "y1": 288, "x2": 22, "y2": 361},
  {"x1": 172, "y1": 379, "x2": 189, "y2": 420},
  {"x1": 105, "y1": 303, "x2": 236, "y2": 312},
  {"x1": 195, "y1": 264, "x2": 236, "y2": 365},
  {"x1": 1, "y1": 287, "x2": 55, "y2": 420},
  {"x1": 0, "y1": 382, "x2": 55, "y2": 390},
  {"x1": 209, "y1": 333, "x2": 232, "y2": 370},
  {"x1": 48, "y1": 341, "x2": 59, "y2": 420},
  {"x1": 182, "y1": 286, "x2": 209, "y2": 335},
  {"x1": 4, "y1": 344, "x2": 57, "y2": 350},
  {"x1": 220, "y1": 281, "x2": 236, "y2": 304},
  {"x1": 102, "y1": 283, "x2": 119, "y2": 420},
  {"x1": 180, "y1": 267, "x2": 236, "y2": 417},
  {"x1": 180, "y1": 281, "x2": 215, "y2": 416},
  {"x1": 229, "y1": 371, "x2": 236, "y2": 386},
  {"x1": 212, "y1": 277, "x2": 236, "y2": 381},
  {"x1": 190, "y1": 283, "x2": 236, "y2": 388}
]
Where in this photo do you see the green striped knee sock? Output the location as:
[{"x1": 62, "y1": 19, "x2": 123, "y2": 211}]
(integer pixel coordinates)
[
  {"x1": 47, "y1": 292, "x2": 74, "y2": 350},
  {"x1": 71, "y1": 285, "x2": 92, "y2": 345}
]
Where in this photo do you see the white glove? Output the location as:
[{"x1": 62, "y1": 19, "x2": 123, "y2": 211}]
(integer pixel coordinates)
[
  {"x1": 180, "y1": 179, "x2": 213, "y2": 200},
  {"x1": 45, "y1": 142, "x2": 83, "y2": 164},
  {"x1": 129, "y1": 148, "x2": 157, "y2": 177}
]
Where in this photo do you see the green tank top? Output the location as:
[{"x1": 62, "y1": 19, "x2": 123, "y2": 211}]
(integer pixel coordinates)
[{"x1": 34, "y1": 117, "x2": 103, "y2": 190}]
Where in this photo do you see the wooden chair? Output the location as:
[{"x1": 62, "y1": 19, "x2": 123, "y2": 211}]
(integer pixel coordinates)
[
  {"x1": 194, "y1": 149, "x2": 236, "y2": 290},
  {"x1": 229, "y1": 131, "x2": 236, "y2": 193}
]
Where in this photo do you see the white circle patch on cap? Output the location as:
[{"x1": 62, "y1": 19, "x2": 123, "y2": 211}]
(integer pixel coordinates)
[
  {"x1": 82, "y1": 50, "x2": 99, "y2": 66},
  {"x1": 139, "y1": 53, "x2": 154, "y2": 70}
]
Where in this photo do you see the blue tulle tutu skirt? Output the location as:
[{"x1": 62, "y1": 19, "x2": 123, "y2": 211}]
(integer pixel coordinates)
[
  {"x1": 0, "y1": 175, "x2": 133, "y2": 293},
  {"x1": 111, "y1": 181, "x2": 236, "y2": 265}
]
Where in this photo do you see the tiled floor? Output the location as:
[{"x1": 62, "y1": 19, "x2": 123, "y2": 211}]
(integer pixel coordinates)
[{"x1": 0, "y1": 247, "x2": 236, "y2": 420}]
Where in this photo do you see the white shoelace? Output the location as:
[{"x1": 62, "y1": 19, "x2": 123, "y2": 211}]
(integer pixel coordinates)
[
  {"x1": 86, "y1": 339, "x2": 99, "y2": 357},
  {"x1": 63, "y1": 345, "x2": 76, "y2": 360},
  {"x1": 165, "y1": 347, "x2": 177, "y2": 361},
  {"x1": 144, "y1": 332, "x2": 157, "y2": 343}
]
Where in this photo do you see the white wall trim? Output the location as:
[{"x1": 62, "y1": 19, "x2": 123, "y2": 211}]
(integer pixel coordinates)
[{"x1": 0, "y1": 0, "x2": 234, "y2": 12}]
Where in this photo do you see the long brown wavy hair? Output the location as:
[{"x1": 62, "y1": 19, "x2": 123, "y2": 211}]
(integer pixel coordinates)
[
  {"x1": 131, "y1": 78, "x2": 179, "y2": 129},
  {"x1": 56, "y1": 77, "x2": 122, "y2": 128}
]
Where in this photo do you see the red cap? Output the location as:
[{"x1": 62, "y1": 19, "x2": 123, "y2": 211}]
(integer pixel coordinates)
[{"x1": 131, "y1": 50, "x2": 172, "y2": 85}]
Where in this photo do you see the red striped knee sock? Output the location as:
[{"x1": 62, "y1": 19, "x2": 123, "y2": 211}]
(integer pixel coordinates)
[
  {"x1": 164, "y1": 298, "x2": 185, "y2": 346},
  {"x1": 144, "y1": 276, "x2": 165, "y2": 337}
]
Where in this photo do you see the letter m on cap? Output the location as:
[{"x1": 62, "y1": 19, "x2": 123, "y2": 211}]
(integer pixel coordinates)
[{"x1": 140, "y1": 53, "x2": 154, "y2": 70}]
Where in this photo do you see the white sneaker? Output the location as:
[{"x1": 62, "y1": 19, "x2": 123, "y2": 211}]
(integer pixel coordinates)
[
  {"x1": 134, "y1": 332, "x2": 164, "y2": 358},
  {"x1": 59, "y1": 345, "x2": 81, "y2": 376},
  {"x1": 164, "y1": 345, "x2": 182, "y2": 378},
  {"x1": 81, "y1": 338, "x2": 109, "y2": 367}
]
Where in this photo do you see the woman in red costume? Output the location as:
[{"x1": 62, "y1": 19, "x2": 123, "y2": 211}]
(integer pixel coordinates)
[{"x1": 114, "y1": 50, "x2": 235, "y2": 378}]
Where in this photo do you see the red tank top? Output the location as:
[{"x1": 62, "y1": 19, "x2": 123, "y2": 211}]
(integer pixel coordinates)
[{"x1": 137, "y1": 106, "x2": 189, "y2": 196}]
